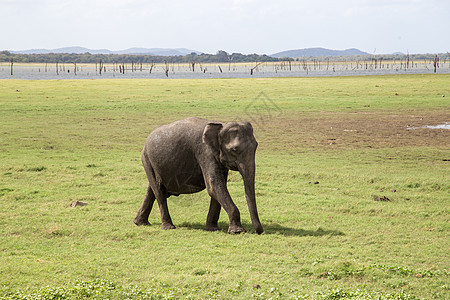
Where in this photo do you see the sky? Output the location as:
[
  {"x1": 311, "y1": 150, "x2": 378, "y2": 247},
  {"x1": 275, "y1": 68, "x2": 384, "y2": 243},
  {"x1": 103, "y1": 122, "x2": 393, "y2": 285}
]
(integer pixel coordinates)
[{"x1": 1, "y1": 0, "x2": 449, "y2": 55}]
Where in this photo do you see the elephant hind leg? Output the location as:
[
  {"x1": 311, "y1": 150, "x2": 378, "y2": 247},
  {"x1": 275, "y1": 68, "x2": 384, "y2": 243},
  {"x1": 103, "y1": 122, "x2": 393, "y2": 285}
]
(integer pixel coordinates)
[
  {"x1": 140, "y1": 153, "x2": 175, "y2": 230},
  {"x1": 134, "y1": 183, "x2": 155, "y2": 226},
  {"x1": 134, "y1": 179, "x2": 175, "y2": 229},
  {"x1": 205, "y1": 197, "x2": 221, "y2": 231},
  {"x1": 154, "y1": 184, "x2": 176, "y2": 230}
]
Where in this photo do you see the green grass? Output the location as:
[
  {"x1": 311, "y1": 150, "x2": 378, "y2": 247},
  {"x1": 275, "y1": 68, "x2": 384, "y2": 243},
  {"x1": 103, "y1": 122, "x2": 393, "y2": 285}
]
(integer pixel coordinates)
[{"x1": 0, "y1": 75, "x2": 449, "y2": 299}]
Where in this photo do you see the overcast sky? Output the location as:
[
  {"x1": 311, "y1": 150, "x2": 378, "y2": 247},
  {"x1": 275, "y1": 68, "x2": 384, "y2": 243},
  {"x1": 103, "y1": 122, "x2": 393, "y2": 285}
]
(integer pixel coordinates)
[{"x1": 1, "y1": 0, "x2": 449, "y2": 55}]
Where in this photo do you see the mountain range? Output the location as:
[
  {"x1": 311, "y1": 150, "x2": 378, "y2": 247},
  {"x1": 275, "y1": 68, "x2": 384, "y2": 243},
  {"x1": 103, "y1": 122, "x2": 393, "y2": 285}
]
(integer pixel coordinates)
[
  {"x1": 10, "y1": 47, "x2": 378, "y2": 57},
  {"x1": 10, "y1": 47, "x2": 202, "y2": 56},
  {"x1": 270, "y1": 48, "x2": 370, "y2": 58}
]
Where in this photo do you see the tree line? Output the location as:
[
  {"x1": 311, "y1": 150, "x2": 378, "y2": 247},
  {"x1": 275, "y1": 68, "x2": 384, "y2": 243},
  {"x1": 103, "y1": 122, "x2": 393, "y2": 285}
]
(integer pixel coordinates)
[
  {"x1": 1, "y1": 50, "x2": 448, "y2": 65},
  {"x1": 0, "y1": 50, "x2": 284, "y2": 64},
  {"x1": 296, "y1": 53, "x2": 449, "y2": 63}
]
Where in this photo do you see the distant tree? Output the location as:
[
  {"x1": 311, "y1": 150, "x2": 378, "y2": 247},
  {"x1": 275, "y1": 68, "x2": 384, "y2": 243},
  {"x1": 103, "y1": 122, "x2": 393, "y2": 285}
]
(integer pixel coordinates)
[
  {"x1": 216, "y1": 50, "x2": 228, "y2": 58},
  {"x1": 1, "y1": 51, "x2": 448, "y2": 64}
]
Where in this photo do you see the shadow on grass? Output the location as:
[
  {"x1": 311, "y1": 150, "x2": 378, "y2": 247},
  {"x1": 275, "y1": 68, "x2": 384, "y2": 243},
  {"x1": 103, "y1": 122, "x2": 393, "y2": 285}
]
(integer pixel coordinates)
[
  {"x1": 263, "y1": 223, "x2": 345, "y2": 237},
  {"x1": 178, "y1": 221, "x2": 344, "y2": 237}
]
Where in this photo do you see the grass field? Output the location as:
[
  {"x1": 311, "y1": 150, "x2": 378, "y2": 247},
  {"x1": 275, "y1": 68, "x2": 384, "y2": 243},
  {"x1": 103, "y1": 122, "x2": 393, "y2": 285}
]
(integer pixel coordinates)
[{"x1": 0, "y1": 75, "x2": 449, "y2": 299}]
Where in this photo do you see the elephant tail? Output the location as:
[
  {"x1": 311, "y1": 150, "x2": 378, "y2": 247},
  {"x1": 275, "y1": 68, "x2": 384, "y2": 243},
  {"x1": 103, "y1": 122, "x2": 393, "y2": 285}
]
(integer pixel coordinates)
[
  {"x1": 141, "y1": 148, "x2": 164, "y2": 194},
  {"x1": 141, "y1": 148, "x2": 154, "y2": 181}
]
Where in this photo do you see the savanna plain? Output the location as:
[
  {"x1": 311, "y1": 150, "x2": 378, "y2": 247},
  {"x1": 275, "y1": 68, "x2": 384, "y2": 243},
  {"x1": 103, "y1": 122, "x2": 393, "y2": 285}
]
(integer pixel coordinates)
[{"x1": 0, "y1": 74, "x2": 449, "y2": 299}]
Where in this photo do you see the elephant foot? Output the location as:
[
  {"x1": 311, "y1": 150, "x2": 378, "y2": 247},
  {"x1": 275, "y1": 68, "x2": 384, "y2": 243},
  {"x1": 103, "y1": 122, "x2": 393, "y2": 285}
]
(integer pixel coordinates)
[
  {"x1": 254, "y1": 225, "x2": 264, "y2": 235},
  {"x1": 205, "y1": 224, "x2": 221, "y2": 232},
  {"x1": 134, "y1": 217, "x2": 150, "y2": 226},
  {"x1": 161, "y1": 222, "x2": 176, "y2": 230},
  {"x1": 227, "y1": 224, "x2": 246, "y2": 234},
  {"x1": 255, "y1": 228, "x2": 264, "y2": 235}
]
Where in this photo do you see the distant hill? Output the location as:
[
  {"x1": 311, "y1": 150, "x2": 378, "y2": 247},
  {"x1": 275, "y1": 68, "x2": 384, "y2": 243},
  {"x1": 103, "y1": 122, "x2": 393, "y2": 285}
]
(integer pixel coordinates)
[
  {"x1": 12, "y1": 47, "x2": 112, "y2": 55},
  {"x1": 11, "y1": 47, "x2": 202, "y2": 56},
  {"x1": 271, "y1": 48, "x2": 370, "y2": 58}
]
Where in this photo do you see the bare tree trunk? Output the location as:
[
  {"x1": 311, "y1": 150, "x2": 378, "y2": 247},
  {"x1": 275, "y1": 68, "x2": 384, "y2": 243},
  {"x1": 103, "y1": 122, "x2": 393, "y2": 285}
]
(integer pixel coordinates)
[
  {"x1": 164, "y1": 60, "x2": 169, "y2": 77},
  {"x1": 228, "y1": 56, "x2": 233, "y2": 71},
  {"x1": 250, "y1": 62, "x2": 263, "y2": 75},
  {"x1": 99, "y1": 60, "x2": 103, "y2": 75},
  {"x1": 433, "y1": 55, "x2": 439, "y2": 73}
]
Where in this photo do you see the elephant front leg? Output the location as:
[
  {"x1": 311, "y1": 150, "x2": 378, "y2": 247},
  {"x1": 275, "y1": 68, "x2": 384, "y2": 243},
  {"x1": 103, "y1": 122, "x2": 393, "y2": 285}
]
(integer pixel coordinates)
[
  {"x1": 205, "y1": 197, "x2": 221, "y2": 231},
  {"x1": 205, "y1": 176, "x2": 246, "y2": 234}
]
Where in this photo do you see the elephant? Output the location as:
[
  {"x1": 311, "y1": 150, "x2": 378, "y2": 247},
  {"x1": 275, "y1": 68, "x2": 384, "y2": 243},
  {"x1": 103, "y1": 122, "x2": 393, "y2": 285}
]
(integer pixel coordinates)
[{"x1": 133, "y1": 117, "x2": 263, "y2": 234}]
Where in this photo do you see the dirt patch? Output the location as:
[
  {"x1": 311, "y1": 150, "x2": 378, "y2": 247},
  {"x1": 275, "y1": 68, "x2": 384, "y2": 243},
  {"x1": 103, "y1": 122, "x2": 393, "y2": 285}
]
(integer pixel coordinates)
[{"x1": 257, "y1": 110, "x2": 450, "y2": 151}]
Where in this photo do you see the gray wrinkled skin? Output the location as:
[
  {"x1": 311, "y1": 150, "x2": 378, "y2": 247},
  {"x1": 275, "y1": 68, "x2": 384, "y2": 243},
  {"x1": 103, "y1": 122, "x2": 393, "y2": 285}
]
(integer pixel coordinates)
[{"x1": 134, "y1": 117, "x2": 263, "y2": 234}]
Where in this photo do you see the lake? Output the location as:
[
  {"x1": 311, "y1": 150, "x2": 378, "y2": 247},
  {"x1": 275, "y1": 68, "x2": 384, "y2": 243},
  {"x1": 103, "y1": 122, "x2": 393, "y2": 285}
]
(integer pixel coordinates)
[{"x1": 1, "y1": 60, "x2": 449, "y2": 79}]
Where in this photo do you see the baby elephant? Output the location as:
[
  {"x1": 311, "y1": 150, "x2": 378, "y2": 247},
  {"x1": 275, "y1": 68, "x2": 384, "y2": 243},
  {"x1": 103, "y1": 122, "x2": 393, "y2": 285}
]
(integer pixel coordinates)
[{"x1": 134, "y1": 117, "x2": 263, "y2": 234}]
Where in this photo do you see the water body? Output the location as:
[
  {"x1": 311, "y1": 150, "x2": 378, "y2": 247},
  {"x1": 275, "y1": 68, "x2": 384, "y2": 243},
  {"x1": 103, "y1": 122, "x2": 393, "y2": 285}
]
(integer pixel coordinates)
[
  {"x1": 1, "y1": 62, "x2": 449, "y2": 80},
  {"x1": 407, "y1": 123, "x2": 450, "y2": 130}
]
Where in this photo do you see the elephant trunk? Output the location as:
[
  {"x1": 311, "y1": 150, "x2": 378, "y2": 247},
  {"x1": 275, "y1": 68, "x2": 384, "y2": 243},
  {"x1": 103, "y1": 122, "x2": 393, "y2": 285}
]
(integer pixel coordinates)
[{"x1": 238, "y1": 159, "x2": 263, "y2": 234}]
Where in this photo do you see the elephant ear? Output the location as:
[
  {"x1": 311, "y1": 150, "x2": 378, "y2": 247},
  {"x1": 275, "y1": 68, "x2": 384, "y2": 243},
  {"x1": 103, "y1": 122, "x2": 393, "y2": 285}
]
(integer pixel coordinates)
[
  {"x1": 242, "y1": 121, "x2": 254, "y2": 133},
  {"x1": 202, "y1": 122, "x2": 222, "y2": 158}
]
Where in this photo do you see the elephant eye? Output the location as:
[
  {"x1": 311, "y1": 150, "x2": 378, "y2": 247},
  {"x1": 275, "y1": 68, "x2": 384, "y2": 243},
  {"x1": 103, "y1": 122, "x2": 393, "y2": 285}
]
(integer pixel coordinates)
[{"x1": 228, "y1": 145, "x2": 240, "y2": 153}]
